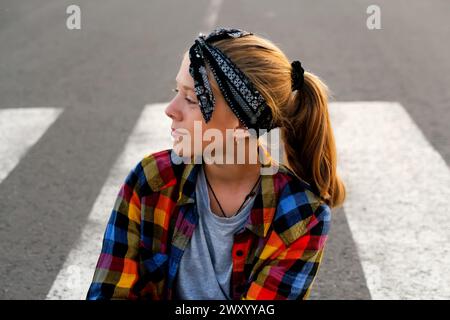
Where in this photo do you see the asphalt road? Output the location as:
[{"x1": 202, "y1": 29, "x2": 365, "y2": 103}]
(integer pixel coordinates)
[{"x1": 0, "y1": 0, "x2": 449, "y2": 299}]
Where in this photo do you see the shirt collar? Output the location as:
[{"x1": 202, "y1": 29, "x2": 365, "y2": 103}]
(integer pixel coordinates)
[{"x1": 174, "y1": 148, "x2": 281, "y2": 238}]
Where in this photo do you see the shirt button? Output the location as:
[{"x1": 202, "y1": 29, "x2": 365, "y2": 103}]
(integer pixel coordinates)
[{"x1": 235, "y1": 249, "x2": 244, "y2": 257}]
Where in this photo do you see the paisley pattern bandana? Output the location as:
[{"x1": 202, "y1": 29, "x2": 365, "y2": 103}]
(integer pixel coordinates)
[{"x1": 188, "y1": 27, "x2": 277, "y2": 134}]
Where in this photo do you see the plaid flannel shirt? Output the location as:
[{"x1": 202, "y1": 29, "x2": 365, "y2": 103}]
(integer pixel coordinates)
[{"x1": 86, "y1": 148, "x2": 331, "y2": 300}]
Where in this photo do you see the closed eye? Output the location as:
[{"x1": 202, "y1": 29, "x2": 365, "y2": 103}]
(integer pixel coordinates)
[{"x1": 171, "y1": 88, "x2": 197, "y2": 105}]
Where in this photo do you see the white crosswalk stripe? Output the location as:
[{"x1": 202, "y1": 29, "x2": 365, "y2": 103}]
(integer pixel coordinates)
[
  {"x1": 331, "y1": 101, "x2": 450, "y2": 299},
  {"x1": 46, "y1": 103, "x2": 173, "y2": 299},
  {"x1": 0, "y1": 108, "x2": 63, "y2": 184},
  {"x1": 45, "y1": 101, "x2": 450, "y2": 299}
]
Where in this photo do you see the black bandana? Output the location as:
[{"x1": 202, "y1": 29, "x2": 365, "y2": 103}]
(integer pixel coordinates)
[{"x1": 188, "y1": 27, "x2": 277, "y2": 134}]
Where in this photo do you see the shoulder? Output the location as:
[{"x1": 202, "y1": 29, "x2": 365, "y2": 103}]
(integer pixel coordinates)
[
  {"x1": 271, "y1": 164, "x2": 332, "y2": 246},
  {"x1": 129, "y1": 148, "x2": 184, "y2": 194}
]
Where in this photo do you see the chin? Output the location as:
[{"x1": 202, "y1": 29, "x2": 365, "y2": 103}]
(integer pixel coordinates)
[{"x1": 172, "y1": 141, "x2": 192, "y2": 158}]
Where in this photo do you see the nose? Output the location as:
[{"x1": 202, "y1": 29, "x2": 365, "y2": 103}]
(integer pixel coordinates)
[{"x1": 165, "y1": 98, "x2": 180, "y2": 121}]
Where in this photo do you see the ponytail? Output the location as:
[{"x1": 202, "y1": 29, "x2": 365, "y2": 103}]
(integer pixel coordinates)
[
  {"x1": 207, "y1": 34, "x2": 346, "y2": 209},
  {"x1": 281, "y1": 72, "x2": 346, "y2": 209}
]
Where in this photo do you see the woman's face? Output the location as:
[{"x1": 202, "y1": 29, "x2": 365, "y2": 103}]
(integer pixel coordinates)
[{"x1": 165, "y1": 52, "x2": 243, "y2": 160}]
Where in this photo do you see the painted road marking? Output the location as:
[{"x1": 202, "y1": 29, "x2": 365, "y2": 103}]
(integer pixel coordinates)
[
  {"x1": 0, "y1": 108, "x2": 63, "y2": 184},
  {"x1": 331, "y1": 101, "x2": 450, "y2": 299},
  {"x1": 46, "y1": 103, "x2": 173, "y2": 299}
]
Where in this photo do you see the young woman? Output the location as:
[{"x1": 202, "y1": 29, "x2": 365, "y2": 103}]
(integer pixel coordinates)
[{"x1": 86, "y1": 27, "x2": 346, "y2": 300}]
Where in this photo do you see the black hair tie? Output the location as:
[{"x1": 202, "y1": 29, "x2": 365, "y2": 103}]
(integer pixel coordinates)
[{"x1": 291, "y1": 60, "x2": 305, "y2": 91}]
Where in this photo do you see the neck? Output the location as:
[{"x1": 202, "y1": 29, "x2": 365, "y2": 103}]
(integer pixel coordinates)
[
  {"x1": 202, "y1": 161, "x2": 262, "y2": 186},
  {"x1": 201, "y1": 142, "x2": 263, "y2": 187}
]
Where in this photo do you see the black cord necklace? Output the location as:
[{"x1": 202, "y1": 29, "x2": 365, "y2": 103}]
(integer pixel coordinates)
[{"x1": 203, "y1": 167, "x2": 261, "y2": 218}]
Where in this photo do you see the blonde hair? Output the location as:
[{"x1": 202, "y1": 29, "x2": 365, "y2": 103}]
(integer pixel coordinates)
[{"x1": 187, "y1": 33, "x2": 346, "y2": 209}]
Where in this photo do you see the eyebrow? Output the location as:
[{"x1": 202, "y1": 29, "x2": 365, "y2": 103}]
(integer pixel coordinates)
[{"x1": 175, "y1": 79, "x2": 194, "y2": 92}]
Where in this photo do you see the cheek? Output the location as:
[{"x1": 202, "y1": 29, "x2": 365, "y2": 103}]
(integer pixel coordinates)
[
  {"x1": 209, "y1": 100, "x2": 236, "y2": 130},
  {"x1": 183, "y1": 108, "x2": 205, "y2": 136}
]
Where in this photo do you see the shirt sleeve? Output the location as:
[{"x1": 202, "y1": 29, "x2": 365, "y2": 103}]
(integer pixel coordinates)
[
  {"x1": 86, "y1": 161, "x2": 143, "y2": 300},
  {"x1": 240, "y1": 195, "x2": 331, "y2": 300}
]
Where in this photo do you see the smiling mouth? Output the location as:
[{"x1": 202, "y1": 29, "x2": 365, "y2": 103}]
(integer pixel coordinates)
[{"x1": 171, "y1": 129, "x2": 188, "y2": 143}]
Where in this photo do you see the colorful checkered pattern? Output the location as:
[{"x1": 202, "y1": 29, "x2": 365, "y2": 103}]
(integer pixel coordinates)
[{"x1": 86, "y1": 148, "x2": 331, "y2": 300}]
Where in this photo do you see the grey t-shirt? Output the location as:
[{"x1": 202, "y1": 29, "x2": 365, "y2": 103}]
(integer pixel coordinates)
[{"x1": 173, "y1": 165, "x2": 260, "y2": 300}]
